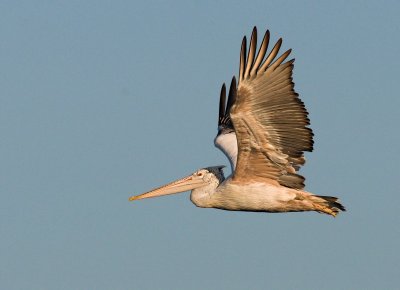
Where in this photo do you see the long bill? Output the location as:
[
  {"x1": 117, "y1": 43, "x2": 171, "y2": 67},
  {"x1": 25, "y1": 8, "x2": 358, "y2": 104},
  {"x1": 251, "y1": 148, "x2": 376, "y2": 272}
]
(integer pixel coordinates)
[{"x1": 129, "y1": 172, "x2": 206, "y2": 201}]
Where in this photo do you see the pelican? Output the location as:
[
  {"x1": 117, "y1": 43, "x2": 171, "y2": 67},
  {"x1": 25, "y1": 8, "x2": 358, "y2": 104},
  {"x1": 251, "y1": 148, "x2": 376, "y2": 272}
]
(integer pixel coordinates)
[{"x1": 129, "y1": 27, "x2": 345, "y2": 217}]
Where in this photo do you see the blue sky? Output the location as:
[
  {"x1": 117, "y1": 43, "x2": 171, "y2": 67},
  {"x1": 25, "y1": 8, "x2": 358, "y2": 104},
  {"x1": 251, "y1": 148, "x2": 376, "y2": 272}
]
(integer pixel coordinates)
[{"x1": 1, "y1": 1, "x2": 399, "y2": 289}]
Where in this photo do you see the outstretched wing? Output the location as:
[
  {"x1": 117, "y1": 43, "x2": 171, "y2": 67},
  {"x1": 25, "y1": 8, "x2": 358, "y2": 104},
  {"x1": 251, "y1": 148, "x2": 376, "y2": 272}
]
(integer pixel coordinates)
[
  {"x1": 230, "y1": 27, "x2": 314, "y2": 189},
  {"x1": 214, "y1": 80, "x2": 238, "y2": 171}
]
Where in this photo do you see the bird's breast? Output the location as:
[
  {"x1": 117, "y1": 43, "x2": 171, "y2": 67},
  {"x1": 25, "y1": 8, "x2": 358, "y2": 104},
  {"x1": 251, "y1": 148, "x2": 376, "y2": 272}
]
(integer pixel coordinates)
[{"x1": 211, "y1": 181, "x2": 298, "y2": 212}]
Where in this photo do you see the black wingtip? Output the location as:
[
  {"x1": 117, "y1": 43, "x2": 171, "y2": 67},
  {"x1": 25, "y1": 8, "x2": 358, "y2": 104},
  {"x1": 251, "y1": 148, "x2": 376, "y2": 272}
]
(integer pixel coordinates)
[
  {"x1": 221, "y1": 83, "x2": 226, "y2": 95},
  {"x1": 264, "y1": 29, "x2": 270, "y2": 41},
  {"x1": 218, "y1": 83, "x2": 227, "y2": 126},
  {"x1": 226, "y1": 77, "x2": 237, "y2": 114},
  {"x1": 229, "y1": 77, "x2": 237, "y2": 97}
]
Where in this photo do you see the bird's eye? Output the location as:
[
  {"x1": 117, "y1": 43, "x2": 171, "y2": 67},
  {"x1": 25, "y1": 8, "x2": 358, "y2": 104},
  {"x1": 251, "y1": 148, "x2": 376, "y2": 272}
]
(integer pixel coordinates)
[{"x1": 197, "y1": 172, "x2": 203, "y2": 176}]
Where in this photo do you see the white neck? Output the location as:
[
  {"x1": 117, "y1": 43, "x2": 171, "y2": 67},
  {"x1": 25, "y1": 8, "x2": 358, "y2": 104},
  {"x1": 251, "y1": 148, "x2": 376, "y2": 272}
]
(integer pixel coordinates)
[{"x1": 190, "y1": 174, "x2": 221, "y2": 208}]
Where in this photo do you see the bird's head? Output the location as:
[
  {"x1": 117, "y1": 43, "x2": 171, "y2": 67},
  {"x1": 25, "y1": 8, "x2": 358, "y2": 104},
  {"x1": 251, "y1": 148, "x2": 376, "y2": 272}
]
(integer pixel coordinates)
[{"x1": 129, "y1": 166, "x2": 225, "y2": 202}]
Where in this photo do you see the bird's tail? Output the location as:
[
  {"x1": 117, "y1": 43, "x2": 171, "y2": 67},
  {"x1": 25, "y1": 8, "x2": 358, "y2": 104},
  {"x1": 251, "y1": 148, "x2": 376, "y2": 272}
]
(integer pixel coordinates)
[{"x1": 311, "y1": 195, "x2": 346, "y2": 217}]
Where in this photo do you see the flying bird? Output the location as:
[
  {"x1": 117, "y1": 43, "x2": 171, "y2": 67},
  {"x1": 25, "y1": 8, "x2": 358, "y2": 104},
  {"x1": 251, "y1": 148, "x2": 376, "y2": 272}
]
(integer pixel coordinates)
[{"x1": 129, "y1": 27, "x2": 345, "y2": 217}]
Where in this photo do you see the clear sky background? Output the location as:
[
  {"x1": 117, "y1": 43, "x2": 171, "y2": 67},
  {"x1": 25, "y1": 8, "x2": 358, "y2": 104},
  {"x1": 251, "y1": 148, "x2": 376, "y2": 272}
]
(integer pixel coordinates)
[{"x1": 1, "y1": 1, "x2": 399, "y2": 289}]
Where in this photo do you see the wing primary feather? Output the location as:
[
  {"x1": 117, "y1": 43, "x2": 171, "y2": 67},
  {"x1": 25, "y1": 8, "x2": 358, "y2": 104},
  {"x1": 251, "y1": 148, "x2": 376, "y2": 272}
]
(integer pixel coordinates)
[
  {"x1": 244, "y1": 27, "x2": 257, "y2": 78},
  {"x1": 284, "y1": 58, "x2": 295, "y2": 66},
  {"x1": 267, "y1": 49, "x2": 292, "y2": 72},
  {"x1": 226, "y1": 77, "x2": 237, "y2": 115},
  {"x1": 250, "y1": 29, "x2": 269, "y2": 77},
  {"x1": 218, "y1": 83, "x2": 226, "y2": 126},
  {"x1": 259, "y1": 38, "x2": 282, "y2": 72},
  {"x1": 239, "y1": 36, "x2": 247, "y2": 83}
]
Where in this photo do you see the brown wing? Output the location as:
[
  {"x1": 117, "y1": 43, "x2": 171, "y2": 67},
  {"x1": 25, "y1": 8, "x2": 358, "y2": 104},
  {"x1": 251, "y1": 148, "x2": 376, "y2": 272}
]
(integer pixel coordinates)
[{"x1": 230, "y1": 27, "x2": 313, "y2": 189}]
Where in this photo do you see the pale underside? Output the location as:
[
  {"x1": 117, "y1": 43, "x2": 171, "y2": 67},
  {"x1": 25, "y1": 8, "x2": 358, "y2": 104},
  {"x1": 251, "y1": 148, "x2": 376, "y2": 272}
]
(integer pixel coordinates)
[{"x1": 208, "y1": 178, "x2": 313, "y2": 212}]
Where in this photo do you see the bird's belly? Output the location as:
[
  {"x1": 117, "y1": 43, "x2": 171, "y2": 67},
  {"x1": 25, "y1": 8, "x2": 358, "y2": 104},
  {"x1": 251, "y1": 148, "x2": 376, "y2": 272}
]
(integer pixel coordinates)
[{"x1": 212, "y1": 182, "x2": 299, "y2": 212}]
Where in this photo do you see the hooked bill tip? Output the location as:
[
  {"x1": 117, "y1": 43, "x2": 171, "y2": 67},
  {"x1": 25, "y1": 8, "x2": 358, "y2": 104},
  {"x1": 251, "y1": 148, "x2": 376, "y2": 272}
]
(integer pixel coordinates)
[{"x1": 128, "y1": 195, "x2": 139, "y2": 201}]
